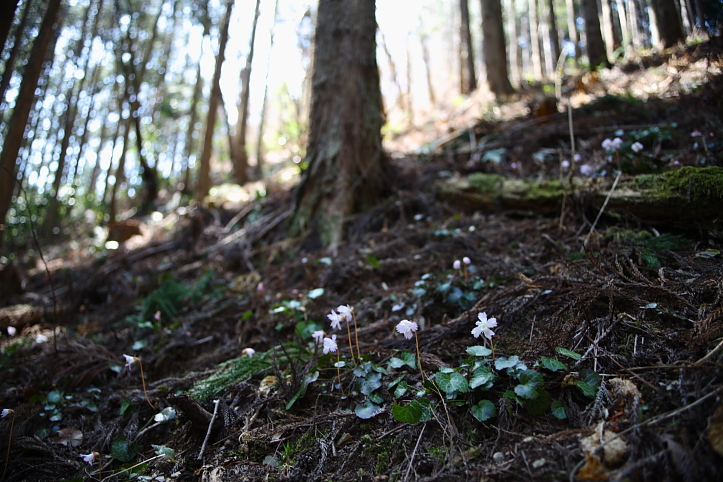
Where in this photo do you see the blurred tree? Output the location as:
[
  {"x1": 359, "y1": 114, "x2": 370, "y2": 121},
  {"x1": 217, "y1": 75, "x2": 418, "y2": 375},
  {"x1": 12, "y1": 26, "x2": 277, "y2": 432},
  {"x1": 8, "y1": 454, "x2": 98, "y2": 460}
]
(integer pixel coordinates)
[
  {"x1": 289, "y1": 0, "x2": 390, "y2": 251},
  {"x1": 544, "y1": 0, "x2": 560, "y2": 68},
  {"x1": 480, "y1": 0, "x2": 514, "y2": 97},
  {"x1": 0, "y1": 0, "x2": 33, "y2": 130},
  {"x1": 232, "y1": 0, "x2": 261, "y2": 186},
  {"x1": 0, "y1": 0, "x2": 20, "y2": 59},
  {"x1": 565, "y1": 0, "x2": 580, "y2": 62},
  {"x1": 255, "y1": 0, "x2": 281, "y2": 179},
  {"x1": 197, "y1": 0, "x2": 234, "y2": 201},
  {"x1": 649, "y1": 0, "x2": 685, "y2": 48},
  {"x1": 459, "y1": 0, "x2": 477, "y2": 94},
  {"x1": 581, "y1": 0, "x2": 609, "y2": 68},
  {"x1": 528, "y1": 0, "x2": 544, "y2": 79},
  {"x1": 0, "y1": 0, "x2": 63, "y2": 245}
]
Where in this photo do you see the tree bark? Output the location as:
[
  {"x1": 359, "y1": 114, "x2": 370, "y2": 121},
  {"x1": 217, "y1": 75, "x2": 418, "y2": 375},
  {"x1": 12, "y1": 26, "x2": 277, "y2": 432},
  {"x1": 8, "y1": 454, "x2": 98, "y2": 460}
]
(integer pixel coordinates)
[
  {"x1": 459, "y1": 0, "x2": 477, "y2": 94},
  {"x1": 480, "y1": 0, "x2": 515, "y2": 97},
  {"x1": 649, "y1": 0, "x2": 685, "y2": 48},
  {"x1": 233, "y1": 0, "x2": 262, "y2": 186},
  {"x1": 581, "y1": 0, "x2": 609, "y2": 68},
  {"x1": 0, "y1": 0, "x2": 63, "y2": 243},
  {"x1": 545, "y1": 0, "x2": 561, "y2": 67},
  {"x1": 528, "y1": 0, "x2": 544, "y2": 80},
  {"x1": 289, "y1": 0, "x2": 391, "y2": 252},
  {"x1": 196, "y1": 0, "x2": 234, "y2": 201}
]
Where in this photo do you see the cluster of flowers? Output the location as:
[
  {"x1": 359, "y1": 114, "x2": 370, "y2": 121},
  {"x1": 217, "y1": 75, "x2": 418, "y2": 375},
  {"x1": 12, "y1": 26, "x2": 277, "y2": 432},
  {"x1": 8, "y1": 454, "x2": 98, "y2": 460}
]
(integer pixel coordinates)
[{"x1": 602, "y1": 137, "x2": 644, "y2": 153}]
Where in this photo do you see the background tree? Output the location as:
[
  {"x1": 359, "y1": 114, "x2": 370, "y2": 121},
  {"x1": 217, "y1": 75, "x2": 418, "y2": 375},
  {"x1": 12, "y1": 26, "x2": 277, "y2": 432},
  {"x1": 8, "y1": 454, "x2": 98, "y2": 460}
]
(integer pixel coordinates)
[
  {"x1": 0, "y1": 0, "x2": 63, "y2": 242},
  {"x1": 197, "y1": 0, "x2": 234, "y2": 201},
  {"x1": 649, "y1": 0, "x2": 685, "y2": 48},
  {"x1": 581, "y1": 0, "x2": 609, "y2": 68},
  {"x1": 289, "y1": 0, "x2": 391, "y2": 252},
  {"x1": 459, "y1": 0, "x2": 477, "y2": 94},
  {"x1": 232, "y1": 0, "x2": 261, "y2": 185},
  {"x1": 480, "y1": 0, "x2": 514, "y2": 97}
]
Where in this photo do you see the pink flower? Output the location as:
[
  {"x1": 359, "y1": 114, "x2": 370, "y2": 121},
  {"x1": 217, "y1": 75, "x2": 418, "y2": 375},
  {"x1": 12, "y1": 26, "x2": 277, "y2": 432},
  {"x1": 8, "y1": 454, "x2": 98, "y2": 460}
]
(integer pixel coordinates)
[
  {"x1": 323, "y1": 335, "x2": 338, "y2": 354},
  {"x1": 463, "y1": 257, "x2": 471, "y2": 265},
  {"x1": 327, "y1": 310, "x2": 342, "y2": 330},
  {"x1": 471, "y1": 312, "x2": 497, "y2": 340},
  {"x1": 80, "y1": 452, "x2": 98, "y2": 465},
  {"x1": 336, "y1": 305, "x2": 353, "y2": 323},
  {"x1": 396, "y1": 320, "x2": 419, "y2": 340},
  {"x1": 453, "y1": 260, "x2": 461, "y2": 270},
  {"x1": 312, "y1": 330, "x2": 325, "y2": 344},
  {"x1": 123, "y1": 354, "x2": 138, "y2": 369},
  {"x1": 631, "y1": 142, "x2": 643, "y2": 153}
]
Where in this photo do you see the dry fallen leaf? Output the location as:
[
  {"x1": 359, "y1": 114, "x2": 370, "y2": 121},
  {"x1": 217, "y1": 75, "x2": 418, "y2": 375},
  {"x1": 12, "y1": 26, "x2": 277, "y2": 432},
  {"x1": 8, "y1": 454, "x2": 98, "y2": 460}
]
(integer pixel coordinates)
[
  {"x1": 707, "y1": 403, "x2": 723, "y2": 457},
  {"x1": 53, "y1": 427, "x2": 83, "y2": 447}
]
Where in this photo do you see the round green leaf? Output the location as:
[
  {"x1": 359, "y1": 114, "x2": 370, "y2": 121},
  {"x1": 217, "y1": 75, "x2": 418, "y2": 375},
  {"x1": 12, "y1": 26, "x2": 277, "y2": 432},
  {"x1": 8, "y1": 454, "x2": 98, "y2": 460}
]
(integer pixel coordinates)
[
  {"x1": 471, "y1": 400, "x2": 497, "y2": 422},
  {"x1": 392, "y1": 401, "x2": 423, "y2": 424}
]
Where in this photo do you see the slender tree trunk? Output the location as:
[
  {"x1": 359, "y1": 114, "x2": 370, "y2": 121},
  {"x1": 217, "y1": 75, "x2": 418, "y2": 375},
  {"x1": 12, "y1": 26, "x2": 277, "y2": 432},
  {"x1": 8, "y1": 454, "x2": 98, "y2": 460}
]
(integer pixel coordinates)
[
  {"x1": 581, "y1": 0, "x2": 609, "y2": 68},
  {"x1": 506, "y1": 0, "x2": 520, "y2": 86},
  {"x1": 45, "y1": 0, "x2": 97, "y2": 238},
  {"x1": 0, "y1": 0, "x2": 19, "y2": 59},
  {"x1": 627, "y1": 0, "x2": 643, "y2": 50},
  {"x1": 378, "y1": 30, "x2": 405, "y2": 113},
  {"x1": 197, "y1": 0, "x2": 234, "y2": 201},
  {"x1": 290, "y1": 0, "x2": 391, "y2": 251},
  {"x1": 600, "y1": 0, "x2": 620, "y2": 62},
  {"x1": 233, "y1": 0, "x2": 262, "y2": 186},
  {"x1": 0, "y1": 0, "x2": 63, "y2": 241},
  {"x1": 480, "y1": 0, "x2": 515, "y2": 97},
  {"x1": 565, "y1": 0, "x2": 580, "y2": 62},
  {"x1": 108, "y1": 118, "x2": 130, "y2": 223},
  {"x1": 545, "y1": 0, "x2": 561, "y2": 67},
  {"x1": 459, "y1": 0, "x2": 477, "y2": 94},
  {"x1": 0, "y1": 0, "x2": 33, "y2": 120},
  {"x1": 528, "y1": 0, "x2": 544, "y2": 80},
  {"x1": 419, "y1": 32, "x2": 436, "y2": 106},
  {"x1": 255, "y1": 0, "x2": 280, "y2": 179}
]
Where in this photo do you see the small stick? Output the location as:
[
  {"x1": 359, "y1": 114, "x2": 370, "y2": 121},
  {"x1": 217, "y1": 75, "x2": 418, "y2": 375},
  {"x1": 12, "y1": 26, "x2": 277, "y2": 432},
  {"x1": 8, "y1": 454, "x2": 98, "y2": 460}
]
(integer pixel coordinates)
[
  {"x1": 198, "y1": 399, "x2": 220, "y2": 460},
  {"x1": 585, "y1": 171, "x2": 622, "y2": 247}
]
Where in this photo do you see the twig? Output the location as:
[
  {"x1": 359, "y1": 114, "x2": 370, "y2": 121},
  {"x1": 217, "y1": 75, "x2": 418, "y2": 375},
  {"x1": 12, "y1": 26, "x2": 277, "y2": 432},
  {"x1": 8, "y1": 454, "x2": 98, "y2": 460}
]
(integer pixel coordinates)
[
  {"x1": 402, "y1": 424, "x2": 425, "y2": 482},
  {"x1": 198, "y1": 399, "x2": 220, "y2": 460},
  {"x1": 696, "y1": 337, "x2": 723, "y2": 365},
  {"x1": 584, "y1": 171, "x2": 622, "y2": 247}
]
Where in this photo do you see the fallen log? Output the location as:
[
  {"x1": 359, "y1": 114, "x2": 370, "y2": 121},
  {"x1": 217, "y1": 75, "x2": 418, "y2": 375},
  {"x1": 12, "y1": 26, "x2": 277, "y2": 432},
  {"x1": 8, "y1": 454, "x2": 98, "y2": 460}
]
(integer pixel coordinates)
[{"x1": 434, "y1": 166, "x2": 723, "y2": 231}]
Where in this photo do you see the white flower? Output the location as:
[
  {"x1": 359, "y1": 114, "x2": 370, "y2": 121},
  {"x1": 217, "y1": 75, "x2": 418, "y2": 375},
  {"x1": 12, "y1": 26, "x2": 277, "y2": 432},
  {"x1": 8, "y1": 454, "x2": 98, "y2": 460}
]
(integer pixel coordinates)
[
  {"x1": 327, "y1": 310, "x2": 343, "y2": 330},
  {"x1": 471, "y1": 312, "x2": 498, "y2": 340},
  {"x1": 395, "y1": 320, "x2": 419, "y2": 340},
  {"x1": 80, "y1": 452, "x2": 97, "y2": 465},
  {"x1": 312, "y1": 330, "x2": 325, "y2": 344},
  {"x1": 1, "y1": 408, "x2": 12, "y2": 418},
  {"x1": 574, "y1": 153, "x2": 582, "y2": 163},
  {"x1": 561, "y1": 160, "x2": 570, "y2": 170},
  {"x1": 612, "y1": 137, "x2": 623, "y2": 150},
  {"x1": 241, "y1": 348, "x2": 255, "y2": 357},
  {"x1": 463, "y1": 257, "x2": 471, "y2": 265},
  {"x1": 631, "y1": 142, "x2": 643, "y2": 153},
  {"x1": 323, "y1": 335, "x2": 338, "y2": 354},
  {"x1": 336, "y1": 305, "x2": 353, "y2": 322},
  {"x1": 453, "y1": 260, "x2": 461, "y2": 270},
  {"x1": 602, "y1": 138, "x2": 613, "y2": 150},
  {"x1": 123, "y1": 354, "x2": 137, "y2": 369},
  {"x1": 580, "y1": 164, "x2": 594, "y2": 176}
]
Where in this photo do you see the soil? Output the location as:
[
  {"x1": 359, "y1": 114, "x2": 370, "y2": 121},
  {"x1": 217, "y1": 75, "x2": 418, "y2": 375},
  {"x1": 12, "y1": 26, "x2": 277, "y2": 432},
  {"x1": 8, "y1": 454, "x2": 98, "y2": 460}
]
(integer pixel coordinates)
[{"x1": 1, "y1": 38, "x2": 723, "y2": 482}]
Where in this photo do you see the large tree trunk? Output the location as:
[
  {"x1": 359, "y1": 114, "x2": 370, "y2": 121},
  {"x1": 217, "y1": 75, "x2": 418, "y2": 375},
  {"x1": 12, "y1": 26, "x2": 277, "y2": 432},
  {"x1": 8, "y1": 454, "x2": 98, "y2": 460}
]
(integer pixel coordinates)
[
  {"x1": 196, "y1": 0, "x2": 234, "y2": 201},
  {"x1": 0, "y1": 0, "x2": 62, "y2": 244},
  {"x1": 480, "y1": 0, "x2": 515, "y2": 97},
  {"x1": 649, "y1": 0, "x2": 685, "y2": 48},
  {"x1": 581, "y1": 0, "x2": 609, "y2": 68},
  {"x1": 459, "y1": 0, "x2": 477, "y2": 94},
  {"x1": 289, "y1": 0, "x2": 391, "y2": 252}
]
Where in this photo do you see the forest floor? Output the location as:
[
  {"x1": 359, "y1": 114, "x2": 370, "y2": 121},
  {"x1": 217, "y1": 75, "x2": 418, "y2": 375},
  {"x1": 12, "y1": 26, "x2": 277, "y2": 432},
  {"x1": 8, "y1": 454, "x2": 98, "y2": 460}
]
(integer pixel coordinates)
[{"x1": 2, "y1": 37, "x2": 723, "y2": 482}]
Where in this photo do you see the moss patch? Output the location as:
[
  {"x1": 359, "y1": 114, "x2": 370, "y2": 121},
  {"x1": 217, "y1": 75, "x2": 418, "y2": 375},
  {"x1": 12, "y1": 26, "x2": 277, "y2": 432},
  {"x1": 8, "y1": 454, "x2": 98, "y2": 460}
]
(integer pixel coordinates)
[{"x1": 660, "y1": 166, "x2": 723, "y2": 204}]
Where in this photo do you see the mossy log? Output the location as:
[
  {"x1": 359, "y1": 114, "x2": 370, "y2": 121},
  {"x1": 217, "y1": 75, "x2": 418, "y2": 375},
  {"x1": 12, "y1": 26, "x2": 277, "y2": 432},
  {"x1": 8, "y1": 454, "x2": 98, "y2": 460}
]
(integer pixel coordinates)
[{"x1": 434, "y1": 166, "x2": 723, "y2": 230}]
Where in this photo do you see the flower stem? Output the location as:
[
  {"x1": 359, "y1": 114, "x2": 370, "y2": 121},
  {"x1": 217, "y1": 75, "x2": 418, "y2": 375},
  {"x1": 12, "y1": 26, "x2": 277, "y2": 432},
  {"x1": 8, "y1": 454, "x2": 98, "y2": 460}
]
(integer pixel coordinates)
[
  {"x1": 345, "y1": 323, "x2": 357, "y2": 366},
  {"x1": 351, "y1": 311, "x2": 362, "y2": 360},
  {"x1": 414, "y1": 332, "x2": 425, "y2": 382},
  {"x1": 2, "y1": 410, "x2": 14, "y2": 481},
  {"x1": 138, "y1": 360, "x2": 155, "y2": 410}
]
